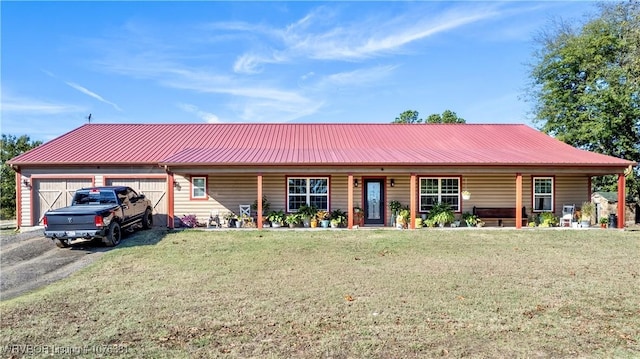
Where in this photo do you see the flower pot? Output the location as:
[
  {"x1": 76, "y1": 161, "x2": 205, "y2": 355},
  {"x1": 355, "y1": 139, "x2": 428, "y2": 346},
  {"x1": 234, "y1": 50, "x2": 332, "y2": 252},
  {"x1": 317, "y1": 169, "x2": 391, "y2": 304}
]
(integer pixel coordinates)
[
  {"x1": 235, "y1": 221, "x2": 242, "y2": 228},
  {"x1": 321, "y1": 220, "x2": 330, "y2": 228},
  {"x1": 580, "y1": 220, "x2": 590, "y2": 228},
  {"x1": 310, "y1": 221, "x2": 317, "y2": 228},
  {"x1": 272, "y1": 222, "x2": 282, "y2": 228}
]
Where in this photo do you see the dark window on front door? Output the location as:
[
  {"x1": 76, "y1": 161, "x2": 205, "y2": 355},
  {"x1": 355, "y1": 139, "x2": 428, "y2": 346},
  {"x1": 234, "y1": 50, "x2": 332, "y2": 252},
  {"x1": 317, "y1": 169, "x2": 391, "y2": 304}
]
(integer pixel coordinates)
[{"x1": 364, "y1": 179, "x2": 384, "y2": 225}]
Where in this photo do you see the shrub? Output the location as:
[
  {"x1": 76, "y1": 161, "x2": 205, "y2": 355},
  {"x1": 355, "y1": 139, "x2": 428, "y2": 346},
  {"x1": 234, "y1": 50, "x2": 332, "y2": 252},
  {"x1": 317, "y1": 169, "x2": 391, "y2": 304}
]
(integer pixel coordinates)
[{"x1": 180, "y1": 214, "x2": 198, "y2": 228}]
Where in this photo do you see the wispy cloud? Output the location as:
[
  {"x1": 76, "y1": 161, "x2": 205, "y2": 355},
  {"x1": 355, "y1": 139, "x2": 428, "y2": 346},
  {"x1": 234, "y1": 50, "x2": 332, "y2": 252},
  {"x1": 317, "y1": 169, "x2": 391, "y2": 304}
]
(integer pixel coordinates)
[
  {"x1": 177, "y1": 103, "x2": 221, "y2": 123},
  {"x1": 230, "y1": 4, "x2": 500, "y2": 73},
  {"x1": 316, "y1": 65, "x2": 397, "y2": 88},
  {"x1": 2, "y1": 94, "x2": 85, "y2": 115},
  {"x1": 65, "y1": 82, "x2": 123, "y2": 111}
]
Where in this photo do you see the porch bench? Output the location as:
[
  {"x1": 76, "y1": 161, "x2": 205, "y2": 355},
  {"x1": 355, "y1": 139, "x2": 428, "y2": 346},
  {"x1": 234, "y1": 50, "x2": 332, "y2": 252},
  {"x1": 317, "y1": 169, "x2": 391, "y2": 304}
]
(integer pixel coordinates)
[{"x1": 473, "y1": 206, "x2": 528, "y2": 227}]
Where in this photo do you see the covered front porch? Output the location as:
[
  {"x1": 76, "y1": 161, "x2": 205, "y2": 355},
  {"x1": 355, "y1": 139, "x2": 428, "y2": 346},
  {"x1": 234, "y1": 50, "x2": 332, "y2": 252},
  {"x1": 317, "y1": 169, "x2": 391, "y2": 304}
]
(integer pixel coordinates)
[{"x1": 167, "y1": 166, "x2": 628, "y2": 230}]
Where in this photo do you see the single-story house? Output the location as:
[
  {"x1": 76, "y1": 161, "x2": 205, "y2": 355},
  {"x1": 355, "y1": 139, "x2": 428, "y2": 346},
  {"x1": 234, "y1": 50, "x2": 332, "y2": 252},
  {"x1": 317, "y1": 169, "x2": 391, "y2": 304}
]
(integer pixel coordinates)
[{"x1": 8, "y1": 123, "x2": 636, "y2": 229}]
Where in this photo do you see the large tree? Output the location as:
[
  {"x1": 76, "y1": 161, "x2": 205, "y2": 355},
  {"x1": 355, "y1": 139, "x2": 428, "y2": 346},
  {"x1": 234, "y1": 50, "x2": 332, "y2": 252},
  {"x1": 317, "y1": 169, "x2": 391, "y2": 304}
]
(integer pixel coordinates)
[
  {"x1": 1, "y1": 135, "x2": 42, "y2": 219},
  {"x1": 527, "y1": 1, "x2": 640, "y2": 198}
]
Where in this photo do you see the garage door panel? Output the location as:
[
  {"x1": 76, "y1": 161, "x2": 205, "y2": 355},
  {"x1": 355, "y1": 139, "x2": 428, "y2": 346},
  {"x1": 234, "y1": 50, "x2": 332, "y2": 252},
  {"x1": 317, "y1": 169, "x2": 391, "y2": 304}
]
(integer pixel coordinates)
[
  {"x1": 33, "y1": 179, "x2": 92, "y2": 225},
  {"x1": 105, "y1": 178, "x2": 168, "y2": 227}
]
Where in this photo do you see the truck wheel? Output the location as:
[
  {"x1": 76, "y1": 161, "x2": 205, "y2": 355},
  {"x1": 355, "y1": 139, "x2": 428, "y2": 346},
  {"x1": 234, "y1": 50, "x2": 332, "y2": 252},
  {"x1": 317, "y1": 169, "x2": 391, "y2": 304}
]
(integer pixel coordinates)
[
  {"x1": 54, "y1": 238, "x2": 69, "y2": 248},
  {"x1": 104, "y1": 222, "x2": 121, "y2": 247},
  {"x1": 142, "y1": 208, "x2": 153, "y2": 229}
]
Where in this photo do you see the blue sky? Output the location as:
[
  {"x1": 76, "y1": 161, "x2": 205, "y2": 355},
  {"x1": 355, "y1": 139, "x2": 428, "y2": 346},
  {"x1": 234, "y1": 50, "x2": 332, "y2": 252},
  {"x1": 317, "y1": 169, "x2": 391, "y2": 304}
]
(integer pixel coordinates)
[{"x1": 2, "y1": 1, "x2": 595, "y2": 142}]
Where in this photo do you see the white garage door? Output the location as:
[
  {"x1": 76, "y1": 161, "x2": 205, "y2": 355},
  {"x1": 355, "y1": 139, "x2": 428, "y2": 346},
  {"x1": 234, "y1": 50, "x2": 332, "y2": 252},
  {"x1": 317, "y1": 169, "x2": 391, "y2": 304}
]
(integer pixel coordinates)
[
  {"x1": 105, "y1": 178, "x2": 168, "y2": 227},
  {"x1": 33, "y1": 178, "x2": 93, "y2": 225}
]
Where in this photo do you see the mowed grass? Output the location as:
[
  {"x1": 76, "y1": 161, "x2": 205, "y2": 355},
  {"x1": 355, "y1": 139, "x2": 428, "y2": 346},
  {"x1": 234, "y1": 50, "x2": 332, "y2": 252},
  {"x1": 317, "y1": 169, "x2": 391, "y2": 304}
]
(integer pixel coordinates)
[{"x1": 1, "y1": 229, "x2": 639, "y2": 358}]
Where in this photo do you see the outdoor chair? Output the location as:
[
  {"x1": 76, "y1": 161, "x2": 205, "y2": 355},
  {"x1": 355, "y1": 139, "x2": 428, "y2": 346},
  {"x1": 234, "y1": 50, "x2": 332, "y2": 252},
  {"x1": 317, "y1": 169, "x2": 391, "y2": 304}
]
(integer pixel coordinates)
[
  {"x1": 208, "y1": 210, "x2": 221, "y2": 228},
  {"x1": 560, "y1": 204, "x2": 575, "y2": 227},
  {"x1": 239, "y1": 204, "x2": 253, "y2": 226}
]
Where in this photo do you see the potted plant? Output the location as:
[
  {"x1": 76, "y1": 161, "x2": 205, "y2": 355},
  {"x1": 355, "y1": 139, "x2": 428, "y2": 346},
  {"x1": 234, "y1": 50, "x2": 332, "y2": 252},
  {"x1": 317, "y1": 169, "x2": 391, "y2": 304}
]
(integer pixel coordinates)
[
  {"x1": 389, "y1": 200, "x2": 402, "y2": 227},
  {"x1": 251, "y1": 195, "x2": 270, "y2": 216},
  {"x1": 317, "y1": 210, "x2": 330, "y2": 228},
  {"x1": 396, "y1": 208, "x2": 410, "y2": 229},
  {"x1": 353, "y1": 206, "x2": 364, "y2": 227},
  {"x1": 424, "y1": 218, "x2": 437, "y2": 228},
  {"x1": 580, "y1": 201, "x2": 594, "y2": 228},
  {"x1": 599, "y1": 216, "x2": 608, "y2": 229},
  {"x1": 267, "y1": 210, "x2": 285, "y2": 228},
  {"x1": 461, "y1": 190, "x2": 471, "y2": 200},
  {"x1": 433, "y1": 210, "x2": 455, "y2": 227},
  {"x1": 330, "y1": 209, "x2": 347, "y2": 228},
  {"x1": 297, "y1": 203, "x2": 317, "y2": 227},
  {"x1": 285, "y1": 213, "x2": 301, "y2": 228},
  {"x1": 538, "y1": 212, "x2": 558, "y2": 227},
  {"x1": 461, "y1": 212, "x2": 478, "y2": 227},
  {"x1": 428, "y1": 202, "x2": 454, "y2": 227}
]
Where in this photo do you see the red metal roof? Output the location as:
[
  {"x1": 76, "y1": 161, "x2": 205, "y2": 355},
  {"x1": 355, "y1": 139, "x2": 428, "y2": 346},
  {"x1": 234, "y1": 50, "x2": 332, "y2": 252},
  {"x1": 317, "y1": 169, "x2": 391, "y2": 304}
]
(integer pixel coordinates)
[{"x1": 8, "y1": 123, "x2": 634, "y2": 168}]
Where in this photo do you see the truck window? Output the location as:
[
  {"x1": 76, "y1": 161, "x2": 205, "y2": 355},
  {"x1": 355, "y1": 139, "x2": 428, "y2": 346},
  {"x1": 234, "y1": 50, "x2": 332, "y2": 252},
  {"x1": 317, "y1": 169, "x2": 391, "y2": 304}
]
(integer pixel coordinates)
[{"x1": 73, "y1": 190, "x2": 118, "y2": 205}]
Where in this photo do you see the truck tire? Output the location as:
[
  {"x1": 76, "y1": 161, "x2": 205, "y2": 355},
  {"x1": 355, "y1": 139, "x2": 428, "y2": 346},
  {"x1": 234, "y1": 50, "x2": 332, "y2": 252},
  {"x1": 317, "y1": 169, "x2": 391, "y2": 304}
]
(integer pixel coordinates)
[
  {"x1": 54, "y1": 238, "x2": 69, "y2": 248},
  {"x1": 142, "y1": 208, "x2": 153, "y2": 229},
  {"x1": 104, "y1": 222, "x2": 121, "y2": 247}
]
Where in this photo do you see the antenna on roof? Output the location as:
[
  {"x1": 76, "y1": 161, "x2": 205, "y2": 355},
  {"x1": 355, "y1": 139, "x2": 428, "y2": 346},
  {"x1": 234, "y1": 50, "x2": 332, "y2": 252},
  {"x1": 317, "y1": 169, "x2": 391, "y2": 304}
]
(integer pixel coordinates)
[{"x1": 87, "y1": 113, "x2": 92, "y2": 123}]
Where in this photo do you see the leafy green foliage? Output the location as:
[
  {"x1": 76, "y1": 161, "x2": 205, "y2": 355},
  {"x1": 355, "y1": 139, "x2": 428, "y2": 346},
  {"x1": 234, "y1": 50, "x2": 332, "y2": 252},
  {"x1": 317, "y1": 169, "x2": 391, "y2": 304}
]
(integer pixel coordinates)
[
  {"x1": 1, "y1": 135, "x2": 42, "y2": 219},
  {"x1": 393, "y1": 110, "x2": 422, "y2": 123},
  {"x1": 393, "y1": 109, "x2": 465, "y2": 124},
  {"x1": 426, "y1": 110, "x2": 466, "y2": 123},
  {"x1": 527, "y1": 1, "x2": 640, "y2": 198}
]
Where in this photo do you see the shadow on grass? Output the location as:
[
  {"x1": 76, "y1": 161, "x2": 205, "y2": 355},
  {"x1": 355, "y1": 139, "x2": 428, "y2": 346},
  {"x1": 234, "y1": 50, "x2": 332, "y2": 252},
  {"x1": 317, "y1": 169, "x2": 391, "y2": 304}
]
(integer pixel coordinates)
[{"x1": 64, "y1": 227, "x2": 174, "y2": 253}]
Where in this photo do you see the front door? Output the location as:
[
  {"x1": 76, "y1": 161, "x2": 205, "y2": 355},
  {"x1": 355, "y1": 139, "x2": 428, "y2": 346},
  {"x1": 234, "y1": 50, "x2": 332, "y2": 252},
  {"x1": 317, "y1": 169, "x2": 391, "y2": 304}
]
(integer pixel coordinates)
[{"x1": 364, "y1": 179, "x2": 385, "y2": 225}]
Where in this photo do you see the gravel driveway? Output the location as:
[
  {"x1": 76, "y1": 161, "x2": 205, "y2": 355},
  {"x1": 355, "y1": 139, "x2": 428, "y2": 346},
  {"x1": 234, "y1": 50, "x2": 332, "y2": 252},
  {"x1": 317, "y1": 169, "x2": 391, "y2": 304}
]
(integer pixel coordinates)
[{"x1": 1, "y1": 230, "x2": 109, "y2": 301}]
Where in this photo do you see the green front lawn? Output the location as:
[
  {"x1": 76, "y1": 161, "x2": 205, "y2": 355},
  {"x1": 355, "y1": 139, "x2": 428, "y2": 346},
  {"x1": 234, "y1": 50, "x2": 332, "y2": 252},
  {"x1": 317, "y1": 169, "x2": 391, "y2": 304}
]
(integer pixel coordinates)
[{"x1": 2, "y1": 229, "x2": 639, "y2": 358}]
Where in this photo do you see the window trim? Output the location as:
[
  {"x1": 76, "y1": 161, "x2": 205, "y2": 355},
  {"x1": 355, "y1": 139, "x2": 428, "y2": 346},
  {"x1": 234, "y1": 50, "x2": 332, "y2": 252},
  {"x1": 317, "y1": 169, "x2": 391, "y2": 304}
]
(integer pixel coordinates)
[
  {"x1": 532, "y1": 176, "x2": 554, "y2": 212},
  {"x1": 190, "y1": 175, "x2": 208, "y2": 200},
  {"x1": 418, "y1": 176, "x2": 461, "y2": 213},
  {"x1": 286, "y1": 176, "x2": 330, "y2": 212}
]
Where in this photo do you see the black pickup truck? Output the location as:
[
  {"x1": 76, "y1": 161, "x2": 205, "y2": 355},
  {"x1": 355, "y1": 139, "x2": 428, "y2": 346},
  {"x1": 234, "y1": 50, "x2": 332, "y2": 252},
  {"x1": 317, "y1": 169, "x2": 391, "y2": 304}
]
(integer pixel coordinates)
[{"x1": 43, "y1": 186, "x2": 153, "y2": 248}]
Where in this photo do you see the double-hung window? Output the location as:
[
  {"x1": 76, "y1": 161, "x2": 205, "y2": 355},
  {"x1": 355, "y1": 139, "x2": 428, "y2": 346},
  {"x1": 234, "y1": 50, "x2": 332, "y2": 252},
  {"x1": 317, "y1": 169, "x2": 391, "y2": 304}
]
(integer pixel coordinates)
[
  {"x1": 533, "y1": 177, "x2": 553, "y2": 211},
  {"x1": 191, "y1": 176, "x2": 207, "y2": 199},
  {"x1": 287, "y1": 177, "x2": 329, "y2": 212},
  {"x1": 419, "y1": 177, "x2": 460, "y2": 212}
]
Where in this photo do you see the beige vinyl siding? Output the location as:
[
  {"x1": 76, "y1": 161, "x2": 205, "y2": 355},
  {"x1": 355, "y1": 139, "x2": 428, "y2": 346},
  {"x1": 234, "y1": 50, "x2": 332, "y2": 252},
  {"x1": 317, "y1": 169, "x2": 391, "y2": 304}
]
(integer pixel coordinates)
[
  {"x1": 19, "y1": 175, "x2": 31, "y2": 226},
  {"x1": 174, "y1": 174, "x2": 287, "y2": 224},
  {"x1": 553, "y1": 175, "x2": 590, "y2": 213},
  {"x1": 330, "y1": 175, "x2": 357, "y2": 213},
  {"x1": 385, "y1": 174, "x2": 411, "y2": 222}
]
